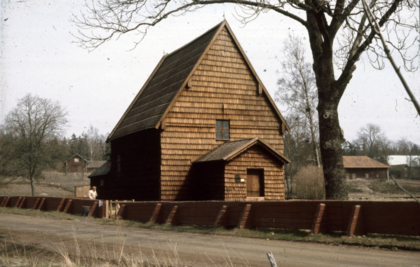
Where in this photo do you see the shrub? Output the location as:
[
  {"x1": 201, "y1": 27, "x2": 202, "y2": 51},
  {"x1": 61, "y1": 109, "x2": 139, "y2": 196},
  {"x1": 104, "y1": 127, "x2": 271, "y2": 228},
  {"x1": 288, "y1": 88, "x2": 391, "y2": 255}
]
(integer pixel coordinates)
[{"x1": 294, "y1": 165, "x2": 325, "y2": 199}]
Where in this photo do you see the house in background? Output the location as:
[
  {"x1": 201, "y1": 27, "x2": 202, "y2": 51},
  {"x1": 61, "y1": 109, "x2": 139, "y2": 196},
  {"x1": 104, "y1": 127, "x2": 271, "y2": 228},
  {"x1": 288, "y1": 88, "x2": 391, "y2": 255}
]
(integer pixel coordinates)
[
  {"x1": 343, "y1": 156, "x2": 390, "y2": 180},
  {"x1": 65, "y1": 154, "x2": 88, "y2": 173},
  {"x1": 89, "y1": 20, "x2": 290, "y2": 201},
  {"x1": 388, "y1": 155, "x2": 420, "y2": 179}
]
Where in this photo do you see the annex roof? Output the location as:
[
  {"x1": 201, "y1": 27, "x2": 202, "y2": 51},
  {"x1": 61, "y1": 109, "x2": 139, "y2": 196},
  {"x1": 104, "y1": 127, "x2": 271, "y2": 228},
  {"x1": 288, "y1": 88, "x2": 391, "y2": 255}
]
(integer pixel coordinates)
[
  {"x1": 194, "y1": 137, "x2": 290, "y2": 163},
  {"x1": 87, "y1": 160, "x2": 107, "y2": 169},
  {"x1": 88, "y1": 161, "x2": 111, "y2": 178},
  {"x1": 108, "y1": 20, "x2": 289, "y2": 141},
  {"x1": 342, "y1": 156, "x2": 390, "y2": 169}
]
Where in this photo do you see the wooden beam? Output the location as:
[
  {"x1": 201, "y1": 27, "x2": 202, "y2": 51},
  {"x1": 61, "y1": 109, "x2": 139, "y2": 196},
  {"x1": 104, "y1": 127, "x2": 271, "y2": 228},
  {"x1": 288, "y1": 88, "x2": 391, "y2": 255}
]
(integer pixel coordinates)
[
  {"x1": 14, "y1": 197, "x2": 22, "y2": 208},
  {"x1": 37, "y1": 198, "x2": 46, "y2": 211},
  {"x1": 347, "y1": 205, "x2": 364, "y2": 236},
  {"x1": 1, "y1": 197, "x2": 10, "y2": 207},
  {"x1": 238, "y1": 204, "x2": 252, "y2": 229},
  {"x1": 117, "y1": 204, "x2": 126, "y2": 220},
  {"x1": 63, "y1": 199, "x2": 73, "y2": 213},
  {"x1": 311, "y1": 203, "x2": 326, "y2": 234},
  {"x1": 33, "y1": 198, "x2": 41, "y2": 209},
  {"x1": 18, "y1": 197, "x2": 26, "y2": 208},
  {"x1": 88, "y1": 202, "x2": 98, "y2": 217},
  {"x1": 56, "y1": 198, "x2": 66, "y2": 212},
  {"x1": 214, "y1": 205, "x2": 228, "y2": 228},
  {"x1": 166, "y1": 205, "x2": 178, "y2": 225},
  {"x1": 150, "y1": 203, "x2": 162, "y2": 223}
]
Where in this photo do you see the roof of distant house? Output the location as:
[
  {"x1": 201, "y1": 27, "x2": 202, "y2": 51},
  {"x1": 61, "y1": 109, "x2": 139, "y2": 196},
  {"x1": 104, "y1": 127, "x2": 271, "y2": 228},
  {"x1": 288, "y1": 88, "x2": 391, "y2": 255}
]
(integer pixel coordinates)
[
  {"x1": 342, "y1": 156, "x2": 390, "y2": 169},
  {"x1": 65, "y1": 153, "x2": 88, "y2": 163}
]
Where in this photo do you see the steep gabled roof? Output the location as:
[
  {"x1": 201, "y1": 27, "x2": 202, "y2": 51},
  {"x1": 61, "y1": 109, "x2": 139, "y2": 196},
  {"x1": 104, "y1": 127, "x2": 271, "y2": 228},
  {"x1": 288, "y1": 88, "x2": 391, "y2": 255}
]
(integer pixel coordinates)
[
  {"x1": 343, "y1": 156, "x2": 390, "y2": 169},
  {"x1": 194, "y1": 137, "x2": 290, "y2": 163},
  {"x1": 108, "y1": 20, "x2": 289, "y2": 141}
]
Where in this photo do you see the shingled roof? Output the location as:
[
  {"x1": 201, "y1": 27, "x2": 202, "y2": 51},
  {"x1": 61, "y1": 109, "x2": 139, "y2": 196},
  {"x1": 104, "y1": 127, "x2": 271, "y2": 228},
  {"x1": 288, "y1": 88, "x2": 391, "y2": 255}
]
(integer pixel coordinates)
[
  {"x1": 88, "y1": 161, "x2": 111, "y2": 178},
  {"x1": 108, "y1": 20, "x2": 289, "y2": 141},
  {"x1": 343, "y1": 156, "x2": 390, "y2": 169},
  {"x1": 194, "y1": 137, "x2": 290, "y2": 163}
]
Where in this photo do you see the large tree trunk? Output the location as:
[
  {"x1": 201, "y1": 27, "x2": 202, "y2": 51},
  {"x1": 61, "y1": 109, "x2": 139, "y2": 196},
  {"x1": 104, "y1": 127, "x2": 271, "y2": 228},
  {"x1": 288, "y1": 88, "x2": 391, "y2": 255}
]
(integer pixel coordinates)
[{"x1": 317, "y1": 99, "x2": 348, "y2": 199}]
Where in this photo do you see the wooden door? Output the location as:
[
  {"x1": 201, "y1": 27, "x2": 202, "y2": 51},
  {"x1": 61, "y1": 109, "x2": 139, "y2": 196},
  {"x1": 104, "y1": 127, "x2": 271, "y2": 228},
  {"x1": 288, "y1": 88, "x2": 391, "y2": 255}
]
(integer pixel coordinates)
[{"x1": 247, "y1": 169, "x2": 264, "y2": 197}]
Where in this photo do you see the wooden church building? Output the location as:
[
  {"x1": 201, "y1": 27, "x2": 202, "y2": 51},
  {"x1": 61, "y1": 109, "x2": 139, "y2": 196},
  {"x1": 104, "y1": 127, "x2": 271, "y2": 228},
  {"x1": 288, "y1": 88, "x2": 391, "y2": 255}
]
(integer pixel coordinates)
[{"x1": 89, "y1": 21, "x2": 290, "y2": 201}]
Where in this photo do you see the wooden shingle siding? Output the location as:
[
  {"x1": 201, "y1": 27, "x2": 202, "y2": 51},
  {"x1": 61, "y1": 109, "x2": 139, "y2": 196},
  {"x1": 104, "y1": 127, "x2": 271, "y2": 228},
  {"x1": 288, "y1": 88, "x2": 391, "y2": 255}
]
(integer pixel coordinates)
[
  {"x1": 160, "y1": 27, "x2": 284, "y2": 200},
  {"x1": 225, "y1": 145, "x2": 285, "y2": 201}
]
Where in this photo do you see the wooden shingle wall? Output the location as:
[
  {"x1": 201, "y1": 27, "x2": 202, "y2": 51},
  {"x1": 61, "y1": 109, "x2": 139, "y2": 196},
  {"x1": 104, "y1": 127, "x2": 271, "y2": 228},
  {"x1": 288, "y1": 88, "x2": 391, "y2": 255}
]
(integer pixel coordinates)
[
  {"x1": 160, "y1": 27, "x2": 284, "y2": 200},
  {"x1": 225, "y1": 145, "x2": 285, "y2": 201}
]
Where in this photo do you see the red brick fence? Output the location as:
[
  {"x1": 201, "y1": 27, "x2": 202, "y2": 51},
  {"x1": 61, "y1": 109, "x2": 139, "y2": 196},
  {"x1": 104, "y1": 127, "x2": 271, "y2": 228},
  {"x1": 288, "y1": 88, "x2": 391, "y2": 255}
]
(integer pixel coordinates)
[
  {"x1": 1, "y1": 196, "x2": 419, "y2": 237},
  {"x1": 0, "y1": 196, "x2": 106, "y2": 218}
]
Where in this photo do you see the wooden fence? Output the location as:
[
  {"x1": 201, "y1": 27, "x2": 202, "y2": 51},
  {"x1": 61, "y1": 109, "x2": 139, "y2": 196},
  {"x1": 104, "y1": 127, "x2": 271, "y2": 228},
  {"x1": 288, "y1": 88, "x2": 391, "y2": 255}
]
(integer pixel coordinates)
[
  {"x1": 1, "y1": 196, "x2": 419, "y2": 236},
  {"x1": 0, "y1": 196, "x2": 106, "y2": 218}
]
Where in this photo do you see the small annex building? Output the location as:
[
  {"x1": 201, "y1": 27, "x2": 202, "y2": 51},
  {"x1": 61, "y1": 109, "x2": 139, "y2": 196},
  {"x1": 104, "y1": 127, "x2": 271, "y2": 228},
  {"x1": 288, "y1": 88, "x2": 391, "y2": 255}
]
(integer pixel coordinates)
[
  {"x1": 343, "y1": 156, "x2": 390, "y2": 180},
  {"x1": 65, "y1": 154, "x2": 88, "y2": 173},
  {"x1": 89, "y1": 21, "x2": 290, "y2": 201}
]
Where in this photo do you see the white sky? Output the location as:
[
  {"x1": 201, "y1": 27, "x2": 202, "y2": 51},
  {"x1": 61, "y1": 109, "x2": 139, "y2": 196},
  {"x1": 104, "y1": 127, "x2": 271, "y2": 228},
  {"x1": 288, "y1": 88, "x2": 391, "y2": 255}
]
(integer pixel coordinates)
[{"x1": 1, "y1": 0, "x2": 419, "y2": 144}]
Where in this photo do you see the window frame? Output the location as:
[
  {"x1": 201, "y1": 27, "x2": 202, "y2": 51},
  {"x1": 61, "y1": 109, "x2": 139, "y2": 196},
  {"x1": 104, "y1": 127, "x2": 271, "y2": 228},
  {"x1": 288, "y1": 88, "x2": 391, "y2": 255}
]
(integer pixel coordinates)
[{"x1": 215, "y1": 120, "x2": 230, "y2": 140}]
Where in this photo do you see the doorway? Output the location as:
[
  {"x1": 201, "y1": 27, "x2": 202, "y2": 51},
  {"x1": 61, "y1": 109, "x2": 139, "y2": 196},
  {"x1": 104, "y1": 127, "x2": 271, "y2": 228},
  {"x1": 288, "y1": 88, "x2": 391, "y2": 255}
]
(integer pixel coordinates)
[{"x1": 247, "y1": 169, "x2": 264, "y2": 197}]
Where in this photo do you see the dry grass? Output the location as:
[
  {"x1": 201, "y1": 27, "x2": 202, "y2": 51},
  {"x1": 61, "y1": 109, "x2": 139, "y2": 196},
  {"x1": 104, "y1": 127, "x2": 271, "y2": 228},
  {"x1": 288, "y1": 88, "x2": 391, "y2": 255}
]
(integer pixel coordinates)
[
  {"x1": 0, "y1": 225, "x2": 251, "y2": 267},
  {"x1": 294, "y1": 166, "x2": 326, "y2": 199}
]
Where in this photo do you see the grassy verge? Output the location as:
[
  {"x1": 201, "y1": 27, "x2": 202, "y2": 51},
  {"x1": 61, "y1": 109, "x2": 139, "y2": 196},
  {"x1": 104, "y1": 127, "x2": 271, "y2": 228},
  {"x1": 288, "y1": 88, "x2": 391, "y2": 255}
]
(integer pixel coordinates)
[{"x1": 1, "y1": 207, "x2": 420, "y2": 252}]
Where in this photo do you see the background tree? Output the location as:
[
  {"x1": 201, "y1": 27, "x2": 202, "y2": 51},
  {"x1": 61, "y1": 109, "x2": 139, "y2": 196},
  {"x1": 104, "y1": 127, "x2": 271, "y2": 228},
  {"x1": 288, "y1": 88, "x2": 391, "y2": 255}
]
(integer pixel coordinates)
[
  {"x1": 283, "y1": 114, "x2": 314, "y2": 196},
  {"x1": 2, "y1": 94, "x2": 67, "y2": 196},
  {"x1": 72, "y1": 0, "x2": 419, "y2": 199},
  {"x1": 355, "y1": 123, "x2": 389, "y2": 163},
  {"x1": 85, "y1": 125, "x2": 107, "y2": 161},
  {"x1": 276, "y1": 33, "x2": 320, "y2": 167}
]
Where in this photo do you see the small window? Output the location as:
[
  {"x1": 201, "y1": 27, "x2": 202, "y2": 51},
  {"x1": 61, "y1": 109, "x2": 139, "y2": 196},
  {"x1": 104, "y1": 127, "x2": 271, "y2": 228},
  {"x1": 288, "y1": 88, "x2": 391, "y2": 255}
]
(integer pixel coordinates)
[
  {"x1": 365, "y1": 173, "x2": 369, "y2": 178},
  {"x1": 74, "y1": 158, "x2": 79, "y2": 163},
  {"x1": 216, "y1": 120, "x2": 230, "y2": 140}
]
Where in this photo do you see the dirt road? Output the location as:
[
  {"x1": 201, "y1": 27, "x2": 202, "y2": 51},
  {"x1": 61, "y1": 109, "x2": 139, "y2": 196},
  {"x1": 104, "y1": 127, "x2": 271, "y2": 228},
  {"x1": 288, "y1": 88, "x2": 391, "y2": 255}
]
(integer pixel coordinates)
[{"x1": 0, "y1": 214, "x2": 419, "y2": 266}]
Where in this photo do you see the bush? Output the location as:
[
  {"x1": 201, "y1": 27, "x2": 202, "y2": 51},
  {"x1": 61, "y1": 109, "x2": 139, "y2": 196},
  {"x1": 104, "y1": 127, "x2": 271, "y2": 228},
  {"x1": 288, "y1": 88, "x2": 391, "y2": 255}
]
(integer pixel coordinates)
[{"x1": 294, "y1": 165, "x2": 325, "y2": 199}]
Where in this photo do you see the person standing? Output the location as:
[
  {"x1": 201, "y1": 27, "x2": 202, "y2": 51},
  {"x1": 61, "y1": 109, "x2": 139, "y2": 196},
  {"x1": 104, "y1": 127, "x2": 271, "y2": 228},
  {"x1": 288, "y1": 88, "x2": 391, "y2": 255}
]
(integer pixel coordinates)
[{"x1": 89, "y1": 186, "x2": 98, "y2": 200}]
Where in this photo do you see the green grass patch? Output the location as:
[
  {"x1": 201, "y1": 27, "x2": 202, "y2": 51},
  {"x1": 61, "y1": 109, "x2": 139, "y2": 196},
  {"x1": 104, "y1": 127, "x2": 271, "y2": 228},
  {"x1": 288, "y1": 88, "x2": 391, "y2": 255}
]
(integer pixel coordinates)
[{"x1": 2, "y1": 207, "x2": 420, "y2": 252}]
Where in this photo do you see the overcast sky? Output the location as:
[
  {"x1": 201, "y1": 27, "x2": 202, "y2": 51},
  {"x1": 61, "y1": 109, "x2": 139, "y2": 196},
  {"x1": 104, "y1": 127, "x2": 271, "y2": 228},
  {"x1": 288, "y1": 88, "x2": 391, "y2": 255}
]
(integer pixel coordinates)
[{"x1": 1, "y1": 0, "x2": 419, "y2": 144}]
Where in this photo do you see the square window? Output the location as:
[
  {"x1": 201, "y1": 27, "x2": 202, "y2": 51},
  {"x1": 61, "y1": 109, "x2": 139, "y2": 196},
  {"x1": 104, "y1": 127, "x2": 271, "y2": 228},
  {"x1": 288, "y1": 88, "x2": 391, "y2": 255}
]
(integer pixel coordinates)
[
  {"x1": 216, "y1": 120, "x2": 230, "y2": 140},
  {"x1": 74, "y1": 158, "x2": 79, "y2": 163}
]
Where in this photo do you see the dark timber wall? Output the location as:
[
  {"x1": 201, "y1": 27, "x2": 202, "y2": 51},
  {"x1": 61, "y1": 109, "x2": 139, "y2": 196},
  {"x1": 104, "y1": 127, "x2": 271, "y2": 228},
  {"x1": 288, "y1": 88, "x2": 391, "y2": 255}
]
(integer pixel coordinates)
[{"x1": 108, "y1": 129, "x2": 161, "y2": 200}]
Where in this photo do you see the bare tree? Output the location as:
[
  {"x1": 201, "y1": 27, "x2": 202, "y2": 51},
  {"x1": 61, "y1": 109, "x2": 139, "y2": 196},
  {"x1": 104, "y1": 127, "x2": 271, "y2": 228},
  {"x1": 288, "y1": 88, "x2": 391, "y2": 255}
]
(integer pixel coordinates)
[
  {"x1": 2, "y1": 94, "x2": 67, "y2": 196},
  {"x1": 85, "y1": 125, "x2": 106, "y2": 161},
  {"x1": 283, "y1": 114, "x2": 313, "y2": 196},
  {"x1": 276, "y1": 33, "x2": 320, "y2": 167},
  {"x1": 355, "y1": 123, "x2": 389, "y2": 162},
  {"x1": 72, "y1": 0, "x2": 419, "y2": 199}
]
